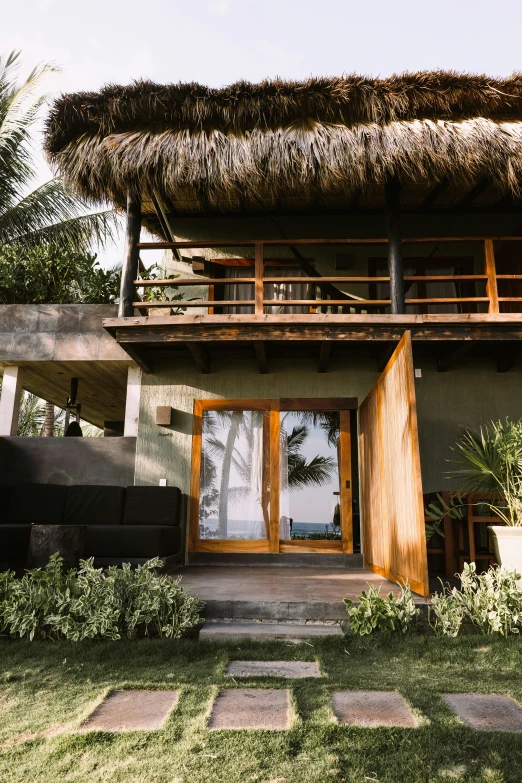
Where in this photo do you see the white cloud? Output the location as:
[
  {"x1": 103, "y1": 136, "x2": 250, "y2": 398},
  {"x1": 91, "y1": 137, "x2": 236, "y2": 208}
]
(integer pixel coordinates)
[{"x1": 207, "y1": 0, "x2": 229, "y2": 15}]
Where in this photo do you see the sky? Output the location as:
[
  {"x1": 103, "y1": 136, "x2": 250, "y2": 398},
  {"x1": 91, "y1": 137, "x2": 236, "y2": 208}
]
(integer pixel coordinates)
[{"x1": 3, "y1": 0, "x2": 522, "y2": 267}]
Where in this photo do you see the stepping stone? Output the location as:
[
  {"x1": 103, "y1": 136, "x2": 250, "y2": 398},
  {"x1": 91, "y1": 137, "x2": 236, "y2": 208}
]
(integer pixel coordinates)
[
  {"x1": 226, "y1": 660, "x2": 321, "y2": 679},
  {"x1": 442, "y1": 694, "x2": 522, "y2": 732},
  {"x1": 81, "y1": 690, "x2": 179, "y2": 732},
  {"x1": 332, "y1": 690, "x2": 418, "y2": 728},
  {"x1": 209, "y1": 688, "x2": 290, "y2": 729}
]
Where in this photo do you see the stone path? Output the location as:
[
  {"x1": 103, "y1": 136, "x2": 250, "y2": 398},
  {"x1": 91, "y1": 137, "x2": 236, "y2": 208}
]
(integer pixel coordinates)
[
  {"x1": 209, "y1": 688, "x2": 290, "y2": 730},
  {"x1": 226, "y1": 660, "x2": 321, "y2": 678},
  {"x1": 443, "y1": 694, "x2": 522, "y2": 732},
  {"x1": 78, "y1": 672, "x2": 522, "y2": 734},
  {"x1": 81, "y1": 690, "x2": 179, "y2": 732},
  {"x1": 332, "y1": 690, "x2": 418, "y2": 728}
]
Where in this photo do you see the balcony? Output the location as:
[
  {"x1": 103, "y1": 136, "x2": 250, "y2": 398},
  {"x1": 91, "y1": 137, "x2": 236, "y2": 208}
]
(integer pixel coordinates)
[{"x1": 103, "y1": 236, "x2": 522, "y2": 374}]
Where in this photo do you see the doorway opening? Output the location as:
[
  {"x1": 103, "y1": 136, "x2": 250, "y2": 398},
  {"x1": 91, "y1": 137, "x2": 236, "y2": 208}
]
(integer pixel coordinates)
[{"x1": 189, "y1": 398, "x2": 358, "y2": 554}]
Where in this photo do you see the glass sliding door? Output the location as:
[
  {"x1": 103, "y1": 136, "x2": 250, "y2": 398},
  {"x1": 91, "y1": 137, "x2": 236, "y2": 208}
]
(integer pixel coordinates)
[
  {"x1": 190, "y1": 399, "x2": 354, "y2": 553},
  {"x1": 279, "y1": 410, "x2": 341, "y2": 542},
  {"x1": 199, "y1": 409, "x2": 269, "y2": 541}
]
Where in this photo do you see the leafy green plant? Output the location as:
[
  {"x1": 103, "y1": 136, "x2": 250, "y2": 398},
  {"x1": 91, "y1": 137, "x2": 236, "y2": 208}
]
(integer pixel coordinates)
[
  {"x1": 0, "y1": 245, "x2": 120, "y2": 304},
  {"x1": 424, "y1": 492, "x2": 464, "y2": 541},
  {"x1": 138, "y1": 263, "x2": 187, "y2": 314},
  {"x1": 429, "y1": 563, "x2": 522, "y2": 637},
  {"x1": 344, "y1": 583, "x2": 419, "y2": 635},
  {"x1": 0, "y1": 555, "x2": 204, "y2": 641},
  {"x1": 450, "y1": 419, "x2": 522, "y2": 526}
]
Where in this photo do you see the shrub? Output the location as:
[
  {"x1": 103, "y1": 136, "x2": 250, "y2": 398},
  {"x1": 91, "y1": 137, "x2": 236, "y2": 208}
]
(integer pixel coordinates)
[
  {"x1": 0, "y1": 555, "x2": 204, "y2": 641},
  {"x1": 344, "y1": 583, "x2": 419, "y2": 636},
  {"x1": 0, "y1": 245, "x2": 120, "y2": 305},
  {"x1": 429, "y1": 563, "x2": 522, "y2": 637}
]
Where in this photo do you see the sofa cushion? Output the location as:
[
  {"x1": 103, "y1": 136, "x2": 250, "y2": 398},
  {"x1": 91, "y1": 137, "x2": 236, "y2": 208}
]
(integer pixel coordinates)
[
  {"x1": 123, "y1": 486, "x2": 181, "y2": 527},
  {"x1": 0, "y1": 486, "x2": 11, "y2": 524},
  {"x1": 64, "y1": 485, "x2": 125, "y2": 526},
  {"x1": 6, "y1": 484, "x2": 67, "y2": 525},
  {"x1": 0, "y1": 524, "x2": 31, "y2": 562},
  {"x1": 85, "y1": 525, "x2": 181, "y2": 558}
]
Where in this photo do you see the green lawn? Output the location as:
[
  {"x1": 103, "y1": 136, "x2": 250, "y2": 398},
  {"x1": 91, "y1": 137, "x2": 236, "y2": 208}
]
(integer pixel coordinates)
[{"x1": 1, "y1": 634, "x2": 522, "y2": 783}]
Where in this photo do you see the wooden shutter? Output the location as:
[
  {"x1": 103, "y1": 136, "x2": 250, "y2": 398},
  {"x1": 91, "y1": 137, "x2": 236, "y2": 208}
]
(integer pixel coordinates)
[{"x1": 359, "y1": 331, "x2": 429, "y2": 597}]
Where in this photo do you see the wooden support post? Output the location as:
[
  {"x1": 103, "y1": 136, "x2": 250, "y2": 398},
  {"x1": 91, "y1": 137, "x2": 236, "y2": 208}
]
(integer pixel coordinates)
[
  {"x1": 254, "y1": 343, "x2": 269, "y2": 374},
  {"x1": 484, "y1": 239, "x2": 499, "y2": 313},
  {"x1": 254, "y1": 243, "x2": 264, "y2": 315},
  {"x1": 119, "y1": 193, "x2": 142, "y2": 318},
  {"x1": 123, "y1": 366, "x2": 142, "y2": 437},
  {"x1": 384, "y1": 176, "x2": 405, "y2": 314},
  {"x1": 318, "y1": 341, "x2": 331, "y2": 373},
  {"x1": 187, "y1": 342, "x2": 211, "y2": 374},
  {"x1": 0, "y1": 366, "x2": 23, "y2": 436}
]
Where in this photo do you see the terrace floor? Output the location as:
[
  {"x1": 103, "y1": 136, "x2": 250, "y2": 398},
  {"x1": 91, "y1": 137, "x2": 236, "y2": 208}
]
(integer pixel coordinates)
[{"x1": 179, "y1": 565, "x2": 402, "y2": 603}]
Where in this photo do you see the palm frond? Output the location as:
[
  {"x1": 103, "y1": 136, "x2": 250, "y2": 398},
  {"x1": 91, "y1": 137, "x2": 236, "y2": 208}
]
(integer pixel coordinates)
[{"x1": 287, "y1": 454, "x2": 336, "y2": 489}]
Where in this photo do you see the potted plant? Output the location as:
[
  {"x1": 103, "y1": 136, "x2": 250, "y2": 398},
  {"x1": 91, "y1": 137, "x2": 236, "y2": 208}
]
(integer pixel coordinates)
[
  {"x1": 138, "y1": 264, "x2": 188, "y2": 316},
  {"x1": 450, "y1": 419, "x2": 522, "y2": 574}
]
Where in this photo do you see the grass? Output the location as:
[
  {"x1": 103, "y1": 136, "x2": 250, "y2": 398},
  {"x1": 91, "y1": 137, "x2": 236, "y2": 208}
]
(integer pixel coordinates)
[{"x1": 1, "y1": 634, "x2": 522, "y2": 783}]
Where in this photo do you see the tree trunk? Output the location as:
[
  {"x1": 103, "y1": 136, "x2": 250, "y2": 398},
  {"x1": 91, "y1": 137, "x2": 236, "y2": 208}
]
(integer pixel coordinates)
[
  {"x1": 44, "y1": 401, "x2": 55, "y2": 437},
  {"x1": 218, "y1": 412, "x2": 242, "y2": 539}
]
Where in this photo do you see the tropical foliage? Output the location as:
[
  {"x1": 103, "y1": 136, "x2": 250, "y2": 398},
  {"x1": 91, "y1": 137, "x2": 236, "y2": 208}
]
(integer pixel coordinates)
[
  {"x1": 449, "y1": 419, "x2": 522, "y2": 526},
  {"x1": 429, "y1": 563, "x2": 522, "y2": 637},
  {"x1": 0, "y1": 555, "x2": 204, "y2": 641},
  {"x1": 0, "y1": 244, "x2": 120, "y2": 304},
  {"x1": 344, "y1": 583, "x2": 419, "y2": 635},
  {"x1": 0, "y1": 51, "x2": 117, "y2": 251}
]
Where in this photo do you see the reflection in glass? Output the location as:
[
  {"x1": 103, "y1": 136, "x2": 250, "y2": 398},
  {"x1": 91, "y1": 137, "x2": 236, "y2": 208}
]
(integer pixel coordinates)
[
  {"x1": 280, "y1": 411, "x2": 340, "y2": 541},
  {"x1": 199, "y1": 410, "x2": 268, "y2": 540}
]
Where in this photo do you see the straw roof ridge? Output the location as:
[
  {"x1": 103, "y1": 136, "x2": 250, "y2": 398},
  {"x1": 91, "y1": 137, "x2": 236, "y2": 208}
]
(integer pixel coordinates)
[
  {"x1": 45, "y1": 71, "x2": 522, "y2": 153},
  {"x1": 43, "y1": 72, "x2": 522, "y2": 214}
]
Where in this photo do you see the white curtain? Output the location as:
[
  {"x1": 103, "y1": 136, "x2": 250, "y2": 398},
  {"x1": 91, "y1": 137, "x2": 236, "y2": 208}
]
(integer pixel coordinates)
[{"x1": 223, "y1": 266, "x2": 311, "y2": 314}]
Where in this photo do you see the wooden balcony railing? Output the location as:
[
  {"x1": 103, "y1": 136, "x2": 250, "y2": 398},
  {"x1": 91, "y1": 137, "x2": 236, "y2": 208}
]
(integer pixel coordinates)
[{"x1": 131, "y1": 236, "x2": 522, "y2": 316}]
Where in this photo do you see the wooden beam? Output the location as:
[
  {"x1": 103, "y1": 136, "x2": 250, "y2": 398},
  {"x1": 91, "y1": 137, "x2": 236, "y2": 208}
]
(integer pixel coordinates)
[
  {"x1": 186, "y1": 342, "x2": 211, "y2": 374},
  {"x1": 119, "y1": 344, "x2": 153, "y2": 374},
  {"x1": 254, "y1": 243, "x2": 264, "y2": 315},
  {"x1": 457, "y1": 179, "x2": 490, "y2": 207},
  {"x1": 377, "y1": 341, "x2": 398, "y2": 372},
  {"x1": 384, "y1": 177, "x2": 405, "y2": 314},
  {"x1": 496, "y1": 347, "x2": 519, "y2": 373},
  {"x1": 485, "y1": 239, "x2": 500, "y2": 314},
  {"x1": 436, "y1": 344, "x2": 470, "y2": 372},
  {"x1": 420, "y1": 181, "x2": 449, "y2": 208},
  {"x1": 318, "y1": 341, "x2": 331, "y2": 373},
  {"x1": 119, "y1": 193, "x2": 142, "y2": 318},
  {"x1": 254, "y1": 342, "x2": 269, "y2": 374}
]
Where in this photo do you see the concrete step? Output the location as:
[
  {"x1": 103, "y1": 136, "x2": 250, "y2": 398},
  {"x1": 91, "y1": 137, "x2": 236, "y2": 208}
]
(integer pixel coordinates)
[
  {"x1": 203, "y1": 599, "x2": 347, "y2": 621},
  {"x1": 199, "y1": 621, "x2": 344, "y2": 643},
  {"x1": 187, "y1": 553, "x2": 363, "y2": 568}
]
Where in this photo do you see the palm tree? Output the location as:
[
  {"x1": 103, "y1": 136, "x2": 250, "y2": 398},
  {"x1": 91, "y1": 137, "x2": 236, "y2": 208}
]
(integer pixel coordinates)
[{"x1": 0, "y1": 51, "x2": 117, "y2": 250}]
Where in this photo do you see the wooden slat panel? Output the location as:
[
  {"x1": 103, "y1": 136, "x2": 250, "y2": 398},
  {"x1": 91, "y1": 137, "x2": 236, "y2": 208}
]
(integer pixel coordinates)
[
  {"x1": 485, "y1": 239, "x2": 500, "y2": 314},
  {"x1": 359, "y1": 331, "x2": 429, "y2": 596},
  {"x1": 279, "y1": 541, "x2": 343, "y2": 553}
]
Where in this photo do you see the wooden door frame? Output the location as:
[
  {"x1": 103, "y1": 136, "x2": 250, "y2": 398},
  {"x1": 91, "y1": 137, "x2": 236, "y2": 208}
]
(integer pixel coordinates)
[{"x1": 189, "y1": 397, "x2": 357, "y2": 554}]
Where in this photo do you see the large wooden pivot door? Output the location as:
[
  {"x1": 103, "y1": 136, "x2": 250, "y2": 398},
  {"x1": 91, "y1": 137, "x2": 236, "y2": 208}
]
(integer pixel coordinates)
[
  {"x1": 189, "y1": 398, "x2": 355, "y2": 554},
  {"x1": 359, "y1": 332, "x2": 429, "y2": 596}
]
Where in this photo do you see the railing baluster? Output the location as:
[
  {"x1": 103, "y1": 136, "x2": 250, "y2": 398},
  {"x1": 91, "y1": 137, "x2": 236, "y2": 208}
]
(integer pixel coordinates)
[
  {"x1": 255, "y1": 243, "x2": 264, "y2": 314},
  {"x1": 484, "y1": 239, "x2": 499, "y2": 313}
]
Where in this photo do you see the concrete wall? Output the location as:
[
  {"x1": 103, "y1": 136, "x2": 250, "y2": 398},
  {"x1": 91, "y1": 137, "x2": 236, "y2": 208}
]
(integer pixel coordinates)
[
  {"x1": 0, "y1": 436, "x2": 137, "y2": 486},
  {"x1": 135, "y1": 358, "x2": 522, "y2": 496}
]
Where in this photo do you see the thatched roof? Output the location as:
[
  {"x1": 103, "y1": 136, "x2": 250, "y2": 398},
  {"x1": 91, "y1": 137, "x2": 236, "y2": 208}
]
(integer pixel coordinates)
[{"x1": 44, "y1": 72, "x2": 522, "y2": 221}]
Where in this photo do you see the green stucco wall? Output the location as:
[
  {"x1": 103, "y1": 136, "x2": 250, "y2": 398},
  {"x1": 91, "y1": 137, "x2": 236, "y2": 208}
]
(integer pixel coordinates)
[{"x1": 135, "y1": 357, "x2": 522, "y2": 497}]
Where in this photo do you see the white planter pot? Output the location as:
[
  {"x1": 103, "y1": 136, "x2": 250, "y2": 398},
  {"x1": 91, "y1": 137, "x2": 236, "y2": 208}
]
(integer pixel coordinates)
[{"x1": 488, "y1": 526, "x2": 522, "y2": 576}]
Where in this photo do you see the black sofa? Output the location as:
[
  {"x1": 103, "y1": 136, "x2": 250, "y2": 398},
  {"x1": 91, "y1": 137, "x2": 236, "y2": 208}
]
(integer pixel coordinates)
[{"x1": 0, "y1": 483, "x2": 184, "y2": 570}]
